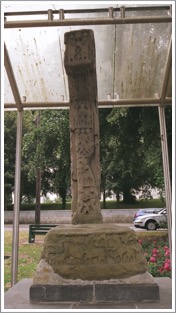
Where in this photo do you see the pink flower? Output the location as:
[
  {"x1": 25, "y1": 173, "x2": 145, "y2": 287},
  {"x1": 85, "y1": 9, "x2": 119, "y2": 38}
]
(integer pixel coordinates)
[
  {"x1": 152, "y1": 253, "x2": 157, "y2": 258},
  {"x1": 163, "y1": 263, "x2": 171, "y2": 271},
  {"x1": 138, "y1": 239, "x2": 142, "y2": 245},
  {"x1": 165, "y1": 250, "x2": 170, "y2": 257},
  {"x1": 164, "y1": 246, "x2": 169, "y2": 251},
  {"x1": 150, "y1": 256, "x2": 156, "y2": 263},
  {"x1": 164, "y1": 259, "x2": 170, "y2": 264},
  {"x1": 152, "y1": 248, "x2": 158, "y2": 254},
  {"x1": 159, "y1": 266, "x2": 164, "y2": 273}
]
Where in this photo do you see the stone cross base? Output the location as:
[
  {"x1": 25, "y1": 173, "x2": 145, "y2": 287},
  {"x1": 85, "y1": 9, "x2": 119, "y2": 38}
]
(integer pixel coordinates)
[
  {"x1": 30, "y1": 282, "x2": 160, "y2": 303},
  {"x1": 30, "y1": 224, "x2": 160, "y2": 303},
  {"x1": 34, "y1": 224, "x2": 150, "y2": 280}
]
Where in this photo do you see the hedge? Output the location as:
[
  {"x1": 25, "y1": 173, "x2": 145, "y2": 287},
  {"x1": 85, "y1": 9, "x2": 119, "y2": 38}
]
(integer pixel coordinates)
[
  {"x1": 5, "y1": 199, "x2": 165, "y2": 211},
  {"x1": 6, "y1": 202, "x2": 71, "y2": 211}
]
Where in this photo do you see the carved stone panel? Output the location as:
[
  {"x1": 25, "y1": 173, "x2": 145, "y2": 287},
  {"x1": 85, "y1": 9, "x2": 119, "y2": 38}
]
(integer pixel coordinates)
[
  {"x1": 64, "y1": 29, "x2": 102, "y2": 224},
  {"x1": 41, "y1": 224, "x2": 149, "y2": 280}
]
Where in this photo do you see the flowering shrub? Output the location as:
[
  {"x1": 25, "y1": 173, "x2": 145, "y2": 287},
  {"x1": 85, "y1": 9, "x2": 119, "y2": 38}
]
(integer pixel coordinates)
[{"x1": 139, "y1": 239, "x2": 171, "y2": 278}]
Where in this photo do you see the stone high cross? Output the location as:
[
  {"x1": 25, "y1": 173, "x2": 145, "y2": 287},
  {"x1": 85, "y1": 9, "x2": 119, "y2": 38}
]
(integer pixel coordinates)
[
  {"x1": 64, "y1": 29, "x2": 103, "y2": 224},
  {"x1": 30, "y1": 30, "x2": 157, "y2": 303}
]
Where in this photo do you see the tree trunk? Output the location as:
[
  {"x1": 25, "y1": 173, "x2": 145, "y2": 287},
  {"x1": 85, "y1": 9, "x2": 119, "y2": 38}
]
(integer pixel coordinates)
[
  {"x1": 123, "y1": 188, "x2": 135, "y2": 204},
  {"x1": 103, "y1": 189, "x2": 106, "y2": 209},
  {"x1": 62, "y1": 192, "x2": 66, "y2": 210},
  {"x1": 116, "y1": 192, "x2": 120, "y2": 203},
  {"x1": 35, "y1": 168, "x2": 41, "y2": 224}
]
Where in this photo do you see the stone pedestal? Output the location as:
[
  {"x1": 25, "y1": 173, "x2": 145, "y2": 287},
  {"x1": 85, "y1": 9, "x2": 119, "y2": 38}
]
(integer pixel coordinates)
[
  {"x1": 30, "y1": 224, "x2": 159, "y2": 303},
  {"x1": 30, "y1": 282, "x2": 159, "y2": 303},
  {"x1": 38, "y1": 224, "x2": 148, "y2": 280}
]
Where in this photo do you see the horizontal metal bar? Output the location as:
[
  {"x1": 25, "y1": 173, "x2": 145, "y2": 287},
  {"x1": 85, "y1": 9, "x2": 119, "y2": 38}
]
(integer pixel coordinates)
[
  {"x1": 4, "y1": 9, "x2": 108, "y2": 16},
  {"x1": 4, "y1": 6, "x2": 171, "y2": 17},
  {"x1": 4, "y1": 15, "x2": 171, "y2": 28},
  {"x1": 4, "y1": 97, "x2": 172, "y2": 110},
  {"x1": 99, "y1": 98, "x2": 160, "y2": 105},
  {"x1": 4, "y1": 107, "x2": 69, "y2": 111},
  {"x1": 4, "y1": 103, "x2": 69, "y2": 110},
  {"x1": 98, "y1": 99, "x2": 171, "y2": 107},
  {"x1": 4, "y1": 102, "x2": 70, "y2": 108},
  {"x1": 4, "y1": 104, "x2": 172, "y2": 111}
]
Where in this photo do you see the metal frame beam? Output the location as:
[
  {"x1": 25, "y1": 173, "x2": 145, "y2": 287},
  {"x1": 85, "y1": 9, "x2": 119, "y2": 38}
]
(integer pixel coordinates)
[
  {"x1": 4, "y1": 5, "x2": 171, "y2": 17},
  {"x1": 158, "y1": 106, "x2": 172, "y2": 260},
  {"x1": 160, "y1": 37, "x2": 172, "y2": 103},
  {"x1": 158, "y1": 36, "x2": 172, "y2": 260},
  {"x1": 4, "y1": 44, "x2": 22, "y2": 109},
  {"x1": 4, "y1": 98, "x2": 172, "y2": 110},
  {"x1": 11, "y1": 110, "x2": 23, "y2": 286},
  {"x1": 4, "y1": 15, "x2": 171, "y2": 29},
  {"x1": 4, "y1": 44, "x2": 23, "y2": 286}
]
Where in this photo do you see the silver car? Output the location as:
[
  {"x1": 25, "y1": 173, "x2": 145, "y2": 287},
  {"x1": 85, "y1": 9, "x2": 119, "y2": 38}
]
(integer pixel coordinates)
[
  {"x1": 133, "y1": 208, "x2": 167, "y2": 230},
  {"x1": 133, "y1": 208, "x2": 163, "y2": 221}
]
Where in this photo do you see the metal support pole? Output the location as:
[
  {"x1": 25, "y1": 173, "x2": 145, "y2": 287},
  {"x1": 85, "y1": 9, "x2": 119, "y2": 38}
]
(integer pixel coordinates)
[
  {"x1": 120, "y1": 6, "x2": 126, "y2": 18},
  {"x1": 108, "y1": 7, "x2": 114, "y2": 18},
  {"x1": 59, "y1": 9, "x2": 64, "y2": 20},
  {"x1": 35, "y1": 168, "x2": 41, "y2": 224},
  {"x1": 48, "y1": 9, "x2": 53, "y2": 21},
  {"x1": 11, "y1": 109, "x2": 23, "y2": 286},
  {"x1": 158, "y1": 105, "x2": 172, "y2": 261}
]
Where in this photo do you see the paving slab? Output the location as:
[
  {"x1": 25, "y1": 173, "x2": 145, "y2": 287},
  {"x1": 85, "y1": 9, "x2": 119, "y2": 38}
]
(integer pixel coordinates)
[{"x1": 4, "y1": 277, "x2": 172, "y2": 310}]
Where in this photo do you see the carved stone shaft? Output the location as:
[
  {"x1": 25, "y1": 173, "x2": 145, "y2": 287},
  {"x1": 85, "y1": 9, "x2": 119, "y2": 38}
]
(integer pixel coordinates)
[{"x1": 64, "y1": 29, "x2": 102, "y2": 224}]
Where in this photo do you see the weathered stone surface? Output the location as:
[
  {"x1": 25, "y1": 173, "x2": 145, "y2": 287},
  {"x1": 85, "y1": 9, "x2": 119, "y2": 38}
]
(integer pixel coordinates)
[
  {"x1": 39, "y1": 224, "x2": 148, "y2": 280},
  {"x1": 30, "y1": 284, "x2": 93, "y2": 303},
  {"x1": 33, "y1": 259, "x2": 154, "y2": 285},
  {"x1": 30, "y1": 283, "x2": 160, "y2": 303},
  {"x1": 94, "y1": 283, "x2": 160, "y2": 302},
  {"x1": 64, "y1": 29, "x2": 102, "y2": 224}
]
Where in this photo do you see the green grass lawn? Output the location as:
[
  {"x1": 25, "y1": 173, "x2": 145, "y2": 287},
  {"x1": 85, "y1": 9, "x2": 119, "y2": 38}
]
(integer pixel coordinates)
[
  {"x1": 4, "y1": 231, "x2": 43, "y2": 291},
  {"x1": 100, "y1": 198, "x2": 165, "y2": 209}
]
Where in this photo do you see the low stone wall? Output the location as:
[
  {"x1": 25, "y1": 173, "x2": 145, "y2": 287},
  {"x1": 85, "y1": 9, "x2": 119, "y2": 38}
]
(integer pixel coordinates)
[{"x1": 4, "y1": 209, "x2": 137, "y2": 224}]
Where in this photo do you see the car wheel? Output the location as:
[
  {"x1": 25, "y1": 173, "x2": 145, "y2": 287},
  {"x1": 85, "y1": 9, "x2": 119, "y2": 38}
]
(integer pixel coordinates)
[{"x1": 146, "y1": 220, "x2": 157, "y2": 231}]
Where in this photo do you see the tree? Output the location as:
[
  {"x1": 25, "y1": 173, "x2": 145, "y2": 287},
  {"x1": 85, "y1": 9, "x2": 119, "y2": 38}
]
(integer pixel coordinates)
[
  {"x1": 108, "y1": 108, "x2": 147, "y2": 202},
  {"x1": 99, "y1": 108, "x2": 113, "y2": 208},
  {"x1": 4, "y1": 112, "x2": 16, "y2": 209},
  {"x1": 140, "y1": 106, "x2": 172, "y2": 197},
  {"x1": 22, "y1": 110, "x2": 70, "y2": 209},
  {"x1": 4, "y1": 111, "x2": 36, "y2": 207},
  {"x1": 5, "y1": 105, "x2": 171, "y2": 208},
  {"x1": 102, "y1": 106, "x2": 168, "y2": 203}
]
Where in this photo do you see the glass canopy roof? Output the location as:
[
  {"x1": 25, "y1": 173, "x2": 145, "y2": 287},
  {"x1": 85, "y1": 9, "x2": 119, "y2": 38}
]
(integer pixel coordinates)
[{"x1": 3, "y1": 2, "x2": 172, "y2": 108}]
